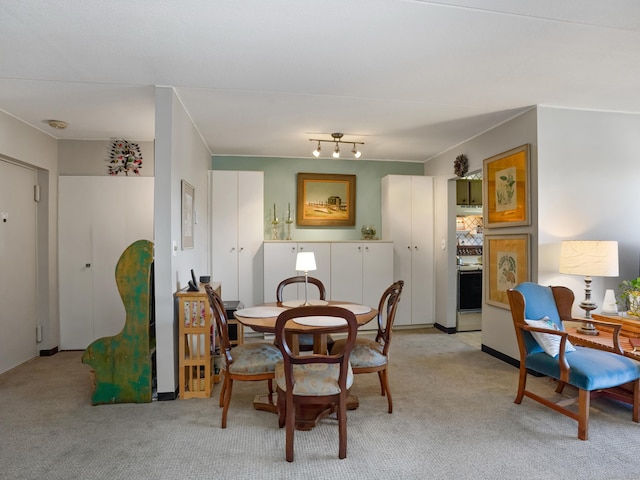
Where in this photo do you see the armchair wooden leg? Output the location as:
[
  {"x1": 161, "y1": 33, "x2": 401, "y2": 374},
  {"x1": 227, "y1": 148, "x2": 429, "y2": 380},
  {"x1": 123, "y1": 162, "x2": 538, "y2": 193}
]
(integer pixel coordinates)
[
  {"x1": 515, "y1": 366, "x2": 527, "y2": 404},
  {"x1": 578, "y1": 389, "x2": 590, "y2": 441},
  {"x1": 633, "y1": 379, "x2": 639, "y2": 423},
  {"x1": 555, "y1": 380, "x2": 566, "y2": 394}
]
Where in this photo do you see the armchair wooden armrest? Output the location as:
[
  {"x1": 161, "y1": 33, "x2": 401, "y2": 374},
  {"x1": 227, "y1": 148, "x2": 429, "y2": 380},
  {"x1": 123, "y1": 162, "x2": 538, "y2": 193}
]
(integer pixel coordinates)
[
  {"x1": 519, "y1": 324, "x2": 571, "y2": 382},
  {"x1": 569, "y1": 317, "x2": 623, "y2": 354}
]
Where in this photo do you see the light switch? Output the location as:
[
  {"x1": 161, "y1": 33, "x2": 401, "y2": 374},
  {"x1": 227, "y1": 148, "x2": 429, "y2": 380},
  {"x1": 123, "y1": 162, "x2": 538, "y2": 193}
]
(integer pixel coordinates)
[
  {"x1": 441, "y1": 238, "x2": 446, "y2": 250},
  {"x1": 172, "y1": 240, "x2": 178, "y2": 256}
]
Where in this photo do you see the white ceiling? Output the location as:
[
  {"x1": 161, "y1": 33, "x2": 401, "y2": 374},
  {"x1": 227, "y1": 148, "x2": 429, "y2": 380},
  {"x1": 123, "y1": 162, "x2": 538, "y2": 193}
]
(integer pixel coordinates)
[{"x1": 2, "y1": 1, "x2": 640, "y2": 163}]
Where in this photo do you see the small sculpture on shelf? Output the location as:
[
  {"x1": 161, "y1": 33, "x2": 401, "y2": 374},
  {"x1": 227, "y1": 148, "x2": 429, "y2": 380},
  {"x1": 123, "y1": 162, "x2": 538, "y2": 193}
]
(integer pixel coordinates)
[
  {"x1": 271, "y1": 203, "x2": 279, "y2": 240},
  {"x1": 285, "y1": 202, "x2": 293, "y2": 240},
  {"x1": 361, "y1": 225, "x2": 376, "y2": 240}
]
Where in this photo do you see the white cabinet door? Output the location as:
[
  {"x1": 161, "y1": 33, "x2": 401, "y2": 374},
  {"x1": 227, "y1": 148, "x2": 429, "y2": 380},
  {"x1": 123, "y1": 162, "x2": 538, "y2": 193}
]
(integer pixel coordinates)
[
  {"x1": 362, "y1": 242, "x2": 394, "y2": 309},
  {"x1": 263, "y1": 242, "x2": 297, "y2": 302},
  {"x1": 210, "y1": 171, "x2": 263, "y2": 307},
  {"x1": 330, "y1": 243, "x2": 364, "y2": 303},
  {"x1": 263, "y1": 242, "x2": 331, "y2": 302},
  {"x1": 59, "y1": 177, "x2": 154, "y2": 350}
]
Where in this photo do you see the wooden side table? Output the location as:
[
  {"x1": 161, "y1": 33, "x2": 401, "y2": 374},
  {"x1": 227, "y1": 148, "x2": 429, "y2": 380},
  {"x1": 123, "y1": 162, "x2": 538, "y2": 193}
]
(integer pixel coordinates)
[{"x1": 567, "y1": 312, "x2": 640, "y2": 361}]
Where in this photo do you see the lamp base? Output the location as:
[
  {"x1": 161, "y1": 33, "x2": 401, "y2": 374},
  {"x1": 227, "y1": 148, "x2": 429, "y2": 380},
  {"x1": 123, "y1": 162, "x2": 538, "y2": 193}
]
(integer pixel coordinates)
[{"x1": 577, "y1": 322, "x2": 599, "y2": 336}]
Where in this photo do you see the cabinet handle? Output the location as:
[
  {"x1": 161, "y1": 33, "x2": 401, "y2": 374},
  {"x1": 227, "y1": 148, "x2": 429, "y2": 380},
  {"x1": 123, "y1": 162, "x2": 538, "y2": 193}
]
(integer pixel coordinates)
[
  {"x1": 239, "y1": 247, "x2": 244, "y2": 252},
  {"x1": 365, "y1": 246, "x2": 369, "y2": 252},
  {"x1": 291, "y1": 247, "x2": 296, "y2": 253},
  {"x1": 414, "y1": 246, "x2": 419, "y2": 251},
  {"x1": 358, "y1": 246, "x2": 362, "y2": 252},
  {"x1": 300, "y1": 246, "x2": 304, "y2": 251},
  {"x1": 231, "y1": 247, "x2": 236, "y2": 252},
  {"x1": 85, "y1": 263, "x2": 91, "y2": 268},
  {"x1": 407, "y1": 246, "x2": 411, "y2": 250}
]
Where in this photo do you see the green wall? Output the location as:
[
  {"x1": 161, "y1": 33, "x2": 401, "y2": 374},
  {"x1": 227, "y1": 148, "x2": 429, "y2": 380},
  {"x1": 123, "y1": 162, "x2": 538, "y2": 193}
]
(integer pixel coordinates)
[{"x1": 212, "y1": 156, "x2": 423, "y2": 241}]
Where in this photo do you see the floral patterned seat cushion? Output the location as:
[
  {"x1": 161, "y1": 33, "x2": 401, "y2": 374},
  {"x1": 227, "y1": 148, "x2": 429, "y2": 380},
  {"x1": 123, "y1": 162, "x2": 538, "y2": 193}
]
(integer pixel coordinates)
[
  {"x1": 222, "y1": 343, "x2": 283, "y2": 375},
  {"x1": 331, "y1": 338, "x2": 387, "y2": 368},
  {"x1": 275, "y1": 362, "x2": 354, "y2": 396}
]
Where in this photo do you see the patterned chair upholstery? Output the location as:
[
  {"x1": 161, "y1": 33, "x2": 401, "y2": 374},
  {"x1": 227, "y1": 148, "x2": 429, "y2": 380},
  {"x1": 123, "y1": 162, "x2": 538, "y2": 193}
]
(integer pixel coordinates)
[
  {"x1": 331, "y1": 280, "x2": 404, "y2": 413},
  {"x1": 276, "y1": 276, "x2": 334, "y2": 352},
  {"x1": 205, "y1": 285, "x2": 282, "y2": 428},
  {"x1": 507, "y1": 282, "x2": 640, "y2": 440},
  {"x1": 274, "y1": 305, "x2": 358, "y2": 462}
]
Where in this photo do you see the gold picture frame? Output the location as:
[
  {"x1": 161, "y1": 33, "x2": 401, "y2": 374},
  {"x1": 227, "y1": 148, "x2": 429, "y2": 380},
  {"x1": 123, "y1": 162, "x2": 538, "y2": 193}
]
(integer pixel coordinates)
[
  {"x1": 483, "y1": 144, "x2": 530, "y2": 228},
  {"x1": 485, "y1": 234, "x2": 529, "y2": 309},
  {"x1": 181, "y1": 180, "x2": 194, "y2": 249},
  {"x1": 296, "y1": 173, "x2": 356, "y2": 226}
]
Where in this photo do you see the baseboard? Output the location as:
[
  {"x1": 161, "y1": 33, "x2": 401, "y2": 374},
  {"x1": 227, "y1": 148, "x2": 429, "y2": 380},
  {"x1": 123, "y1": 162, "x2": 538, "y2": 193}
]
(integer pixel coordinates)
[
  {"x1": 39, "y1": 346, "x2": 59, "y2": 357},
  {"x1": 157, "y1": 389, "x2": 178, "y2": 401},
  {"x1": 481, "y1": 344, "x2": 518, "y2": 368},
  {"x1": 434, "y1": 323, "x2": 456, "y2": 334}
]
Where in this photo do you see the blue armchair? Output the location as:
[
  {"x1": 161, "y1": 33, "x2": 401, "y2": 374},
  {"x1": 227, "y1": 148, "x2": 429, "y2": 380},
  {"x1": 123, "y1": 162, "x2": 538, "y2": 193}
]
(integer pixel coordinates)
[{"x1": 507, "y1": 282, "x2": 640, "y2": 440}]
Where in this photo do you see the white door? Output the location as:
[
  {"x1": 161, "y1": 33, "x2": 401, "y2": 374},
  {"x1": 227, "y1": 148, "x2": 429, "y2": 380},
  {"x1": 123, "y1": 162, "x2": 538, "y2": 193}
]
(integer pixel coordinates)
[
  {"x1": 363, "y1": 242, "x2": 393, "y2": 309},
  {"x1": 264, "y1": 242, "x2": 298, "y2": 302},
  {"x1": 59, "y1": 177, "x2": 154, "y2": 350},
  {"x1": 410, "y1": 177, "x2": 435, "y2": 325},
  {"x1": 0, "y1": 160, "x2": 37, "y2": 373},
  {"x1": 211, "y1": 171, "x2": 240, "y2": 300},
  {"x1": 331, "y1": 243, "x2": 363, "y2": 303},
  {"x1": 237, "y1": 171, "x2": 263, "y2": 307}
]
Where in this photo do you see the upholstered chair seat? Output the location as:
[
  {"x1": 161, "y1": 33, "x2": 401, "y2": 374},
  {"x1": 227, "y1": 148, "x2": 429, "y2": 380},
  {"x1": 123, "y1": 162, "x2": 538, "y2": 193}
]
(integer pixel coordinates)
[
  {"x1": 332, "y1": 338, "x2": 386, "y2": 369},
  {"x1": 275, "y1": 362, "x2": 354, "y2": 396},
  {"x1": 222, "y1": 343, "x2": 283, "y2": 375}
]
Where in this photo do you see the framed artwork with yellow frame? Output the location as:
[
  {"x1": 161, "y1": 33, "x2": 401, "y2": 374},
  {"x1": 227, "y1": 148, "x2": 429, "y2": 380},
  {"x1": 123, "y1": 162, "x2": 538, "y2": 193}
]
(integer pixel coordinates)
[
  {"x1": 296, "y1": 173, "x2": 356, "y2": 226},
  {"x1": 485, "y1": 234, "x2": 530, "y2": 309},
  {"x1": 483, "y1": 144, "x2": 530, "y2": 228}
]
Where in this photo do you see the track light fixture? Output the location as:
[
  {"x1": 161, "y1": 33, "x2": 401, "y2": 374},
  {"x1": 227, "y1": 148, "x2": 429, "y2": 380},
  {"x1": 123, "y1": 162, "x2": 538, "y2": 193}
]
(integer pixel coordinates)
[{"x1": 309, "y1": 132, "x2": 364, "y2": 159}]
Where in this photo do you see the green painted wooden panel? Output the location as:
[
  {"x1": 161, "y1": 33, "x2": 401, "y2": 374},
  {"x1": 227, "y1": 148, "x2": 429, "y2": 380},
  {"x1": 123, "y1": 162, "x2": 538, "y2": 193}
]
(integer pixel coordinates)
[{"x1": 81, "y1": 239, "x2": 154, "y2": 405}]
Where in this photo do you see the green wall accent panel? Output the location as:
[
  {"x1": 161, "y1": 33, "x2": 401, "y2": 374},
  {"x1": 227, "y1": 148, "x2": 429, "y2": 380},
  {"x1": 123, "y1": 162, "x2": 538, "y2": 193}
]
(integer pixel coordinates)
[{"x1": 82, "y1": 239, "x2": 154, "y2": 405}]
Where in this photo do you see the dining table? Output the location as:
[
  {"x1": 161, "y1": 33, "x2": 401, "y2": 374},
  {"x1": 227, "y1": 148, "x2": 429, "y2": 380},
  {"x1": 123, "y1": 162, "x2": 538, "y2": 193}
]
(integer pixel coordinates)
[{"x1": 233, "y1": 300, "x2": 378, "y2": 430}]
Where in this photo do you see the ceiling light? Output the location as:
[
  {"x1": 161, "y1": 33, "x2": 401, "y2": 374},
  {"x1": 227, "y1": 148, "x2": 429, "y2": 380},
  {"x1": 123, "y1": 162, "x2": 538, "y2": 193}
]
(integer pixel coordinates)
[
  {"x1": 46, "y1": 119, "x2": 68, "y2": 130},
  {"x1": 352, "y1": 143, "x2": 361, "y2": 159},
  {"x1": 309, "y1": 132, "x2": 364, "y2": 159}
]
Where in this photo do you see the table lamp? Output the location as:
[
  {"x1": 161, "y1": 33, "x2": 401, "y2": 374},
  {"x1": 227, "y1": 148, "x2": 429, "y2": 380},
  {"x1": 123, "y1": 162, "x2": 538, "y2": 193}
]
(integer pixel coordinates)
[
  {"x1": 559, "y1": 240, "x2": 619, "y2": 335},
  {"x1": 295, "y1": 251, "x2": 317, "y2": 306}
]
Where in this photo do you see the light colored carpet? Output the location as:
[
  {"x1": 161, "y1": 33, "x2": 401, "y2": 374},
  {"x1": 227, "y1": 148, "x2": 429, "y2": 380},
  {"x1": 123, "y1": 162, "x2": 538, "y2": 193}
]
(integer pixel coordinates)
[{"x1": 1, "y1": 329, "x2": 638, "y2": 480}]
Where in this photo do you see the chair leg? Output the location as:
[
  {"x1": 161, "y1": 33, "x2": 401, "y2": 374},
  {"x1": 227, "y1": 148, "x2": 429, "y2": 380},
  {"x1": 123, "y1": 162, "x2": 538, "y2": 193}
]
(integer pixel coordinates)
[
  {"x1": 221, "y1": 378, "x2": 234, "y2": 429},
  {"x1": 377, "y1": 371, "x2": 385, "y2": 396},
  {"x1": 633, "y1": 379, "x2": 639, "y2": 423},
  {"x1": 338, "y1": 392, "x2": 347, "y2": 459},
  {"x1": 514, "y1": 366, "x2": 527, "y2": 404},
  {"x1": 379, "y1": 368, "x2": 393, "y2": 413},
  {"x1": 277, "y1": 387, "x2": 286, "y2": 428},
  {"x1": 555, "y1": 380, "x2": 566, "y2": 394},
  {"x1": 578, "y1": 389, "x2": 590, "y2": 441},
  {"x1": 285, "y1": 392, "x2": 295, "y2": 462},
  {"x1": 219, "y1": 372, "x2": 226, "y2": 407}
]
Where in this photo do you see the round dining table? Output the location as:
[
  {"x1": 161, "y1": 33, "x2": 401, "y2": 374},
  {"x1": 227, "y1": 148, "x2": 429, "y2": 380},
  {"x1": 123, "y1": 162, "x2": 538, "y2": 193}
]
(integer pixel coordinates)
[{"x1": 233, "y1": 300, "x2": 378, "y2": 430}]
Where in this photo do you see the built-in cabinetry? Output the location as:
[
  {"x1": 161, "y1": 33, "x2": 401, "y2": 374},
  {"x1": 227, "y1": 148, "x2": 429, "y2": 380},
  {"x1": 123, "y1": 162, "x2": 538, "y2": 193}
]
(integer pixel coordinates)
[
  {"x1": 209, "y1": 170, "x2": 264, "y2": 309},
  {"x1": 330, "y1": 242, "x2": 393, "y2": 330},
  {"x1": 59, "y1": 176, "x2": 154, "y2": 350},
  {"x1": 176, "y1": 282, "x2": 221, "y2": 399},
  {"x1": 382, "y1": 175, "x2": 435, "y2": 326},
  {"x1": 263, "y1": 242, "x2": 331, "y2": 302},
  {"x1": 263, "y1": 241, "x2": 392, "y2": 331},
  {"x1": 456, "y1": 179, "x2": 482, "y2": 206}
]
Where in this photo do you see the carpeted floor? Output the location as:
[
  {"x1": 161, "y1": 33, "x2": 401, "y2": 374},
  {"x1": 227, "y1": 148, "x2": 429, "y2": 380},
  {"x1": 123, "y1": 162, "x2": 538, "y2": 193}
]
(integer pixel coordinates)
[{"x1": 1, "y1": 329, "x2": 639, "y2": 480}]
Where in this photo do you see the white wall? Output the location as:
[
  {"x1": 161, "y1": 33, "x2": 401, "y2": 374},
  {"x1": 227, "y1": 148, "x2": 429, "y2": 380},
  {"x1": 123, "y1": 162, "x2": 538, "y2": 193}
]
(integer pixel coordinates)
[
  {"x1": 424, "y1": 108, "x2": 538, "y2": 359},
  {"x1": 537, "y1": 106, "x2": 640, "y2": 315},
  {"x1": 154, "y1": 87, "x2": 211, "y2": 396},
  {"x1": 58, "y1": 140, "x2": 155, "y2": 176},
  {"x1": 0, "y1": 111, "x2": 59, "y2": 351}
]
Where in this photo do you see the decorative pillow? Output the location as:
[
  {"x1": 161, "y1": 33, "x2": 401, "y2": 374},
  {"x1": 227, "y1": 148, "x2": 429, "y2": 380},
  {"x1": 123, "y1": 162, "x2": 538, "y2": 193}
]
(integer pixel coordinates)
[{"x1": 524, "y1": 317, "x2": 576, "y2": 357}]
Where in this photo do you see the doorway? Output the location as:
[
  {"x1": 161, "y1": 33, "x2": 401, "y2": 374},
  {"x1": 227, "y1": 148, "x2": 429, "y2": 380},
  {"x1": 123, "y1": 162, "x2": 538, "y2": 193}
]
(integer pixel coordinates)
[{"x1": 0, "y1": 159, "x2": 38, "y2": 373}]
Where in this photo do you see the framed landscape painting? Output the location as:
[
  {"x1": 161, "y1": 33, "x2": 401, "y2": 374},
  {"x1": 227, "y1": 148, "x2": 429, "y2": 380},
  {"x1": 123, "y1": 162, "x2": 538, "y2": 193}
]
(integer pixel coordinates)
[
  {"x1": 483, "y1": 144, "x2": 530, "y2": 228},
  {"x1": 485, "y1": 234, "x2": 529, "y2": 309},
  {"x1": 296, "y1": 173, "x2": 356, "y2": 226}
]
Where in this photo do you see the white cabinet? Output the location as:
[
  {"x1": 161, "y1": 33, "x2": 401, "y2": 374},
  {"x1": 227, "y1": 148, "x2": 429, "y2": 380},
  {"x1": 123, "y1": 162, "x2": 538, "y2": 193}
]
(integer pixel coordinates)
[
  {"x1": 209, "y1": 170, "x2": 264, "y2": 308},
  {"x1": 382, "y1": 175, "x2": 435, "y2": 326},
  {"x1": 330, "y1": 242, "x2": 393, "y2": 330},
  {"x1": 263, "y1": 242, "x2": 331, "y2": 302},
  {"x1": 59, "y1": 176, "x2": 154, "y2": 350}
]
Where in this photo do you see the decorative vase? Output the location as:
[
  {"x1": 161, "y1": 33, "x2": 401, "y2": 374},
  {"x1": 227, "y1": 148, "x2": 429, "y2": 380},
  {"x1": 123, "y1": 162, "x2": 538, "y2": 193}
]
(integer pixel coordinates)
[{"x1": 361, "y1": 225, "x2": 376, "y2": 240}]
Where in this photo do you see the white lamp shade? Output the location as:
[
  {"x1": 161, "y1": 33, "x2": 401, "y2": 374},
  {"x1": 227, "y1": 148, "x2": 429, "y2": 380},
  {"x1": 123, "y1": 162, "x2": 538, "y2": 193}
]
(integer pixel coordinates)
[
  {"x1": 295, "y1": 251, "x2": 316, "y2": 272},
  {"x1": 559, "y1": 240, "x2": 619, "y2": 277}
]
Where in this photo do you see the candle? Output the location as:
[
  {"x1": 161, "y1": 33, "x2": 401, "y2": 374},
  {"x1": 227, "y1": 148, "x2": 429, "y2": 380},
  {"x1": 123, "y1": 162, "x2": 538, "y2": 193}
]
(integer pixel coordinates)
[
  {"x1": 273, "y1": 203, "x2": 276, "y2": 221},
  {"x1": 288, "y1": 202, "x2": 291, "y2": 220}
]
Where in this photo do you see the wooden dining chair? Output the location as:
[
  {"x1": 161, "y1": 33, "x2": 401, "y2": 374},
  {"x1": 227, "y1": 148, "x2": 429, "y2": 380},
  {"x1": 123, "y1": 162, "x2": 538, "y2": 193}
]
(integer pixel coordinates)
[
  {"x1": 204, "y1": 284, "x2": 283, "y2": 428},
  {"x1": 274, "y1": 306, "x2": 358, "y2": 462},
  {"x1": 330, "y1": 280, "x2": 404, "y2": 413},
  {"x1": 276, "y1": 276, "x2": 334, "y2": 352}
]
